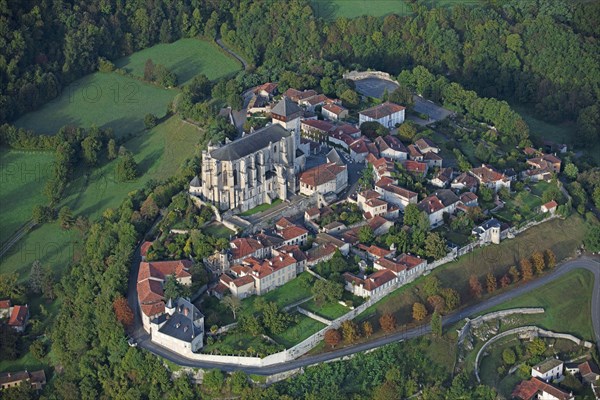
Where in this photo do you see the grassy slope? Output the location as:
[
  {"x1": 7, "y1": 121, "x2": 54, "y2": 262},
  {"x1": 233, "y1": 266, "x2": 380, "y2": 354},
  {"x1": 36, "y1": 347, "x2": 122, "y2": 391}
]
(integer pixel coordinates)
[
  {"x1": 356, "y1": 215, "x2": 586, "y2": 329},
  {"x1": 14, "y1": 72, "x2": 176, "y2": 138},
  {"x1": 484, "y1": 269, "x2": 595, "y2": 340},
  {"x1": 115, "y1": 38, "x2": 241, "y2": 85},
  {"x1": 0, "y1": 149, "x2": 55, "y2": 240},
  {"x1": 0, "y1": 116, "x2": 202, "y2": 280}
]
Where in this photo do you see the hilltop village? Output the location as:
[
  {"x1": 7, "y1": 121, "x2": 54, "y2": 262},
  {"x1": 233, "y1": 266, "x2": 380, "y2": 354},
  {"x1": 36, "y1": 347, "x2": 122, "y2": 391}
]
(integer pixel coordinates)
[{"x1": 135, "y1": 82, "x2": 569, "y2": 358}]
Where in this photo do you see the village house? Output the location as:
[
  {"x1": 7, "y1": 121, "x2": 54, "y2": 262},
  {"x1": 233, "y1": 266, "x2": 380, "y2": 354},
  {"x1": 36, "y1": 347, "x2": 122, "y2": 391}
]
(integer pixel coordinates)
[
  {"x1": 322, "y1": 221, "x2": 346, "y2": 234},
  {"x1": 451, "y1": 172, "x2": 479, "y2": 192},
  {"x1": 343, "y1": 269, "x2": 397, "y2": 298},
  {"x1": 322, "y1": 103, "x2": 349, "y2": 120},
  {"x1": 532, "y1": 358, "x2": 564, "y2": 382},
  {"x1": 541, "y1": 200, "x2": 558, "y2": 215},
  {"x1": 315, "y1": 233, "x2": 350, "y2": 256},
  {"x1": 407, "y1": 144, "x2": 424, "y2": 161},
  {"x1": 417, "y1": 189, "x2": 461, "y2": 227},
  {"x1": 414, "y1": 137, "x2": 440, "y2": 154},
  {"x1": 577, "y1": 361, "x2": 600, "y2": 383},
  {"x1": 150, "y1": 298, "x2": 205, "y2": 354},
  {"x1": 299, "y1": 162, "x2": 348, "y2": 196},
  {"x1": 0, "y1": 370, "x2": 46, "y2": 391},
  {"x1": 301, "y1": 119, "x2": 334, "y2": 142},
  {"x1": 298, "y1": 94, "x2": 329, "y2": 113},
  {"x1": 470, "y1": 164, "x2": 511, "y2": 192},
  {"x1": 230, "y1": 237, "x2": 269, "y2": 265},
  {"x1": 374, "y1": 135, "x2": 408, "y2": 160},
  {"x1": 253, "y1": 82, "x2": 278, "y2": 98},
  {"x1": 472, "y1": 218, "x2": 504, "y2": 244},
  {"x1": 423, "y1": 151, "x2": 443, "y2": 168},
  {"x1": 524, "y1": 153, "x2": 561, "y2": 182},
  {"x1": 402, "y1": 160, "x2": 428, "y2": 176},
  {"x1": 373, "y1": 253, "x2": 427, "y2": 284},
  {"x1": 375, "y1": 177, "x2": 418, "y2": 211},
  {"x1": 0, "y1": 299, "x2": 11, "y2": 319},
  {"x1": 430, "y1": 167, "x2": 454, "y2": 188},
  {"x1": 459, "y1": 191, "x2": 479, "y2": 207},
  {"x1": 283, "y1": 88, "x2": 318, "y2": 103},
  {"x1": 306, "y1": 243, "x2": 337, "y2": 267},
  {"x1": 367, "y1": 155, "x2": 396, "y2": 181},
  {"x1": 368, "y1": 215, "x2": 395, "y2": 235},
  {"x1": 512, "y1": 378, "x2": 574, "y2": 400},
  {"x1": 277, "y1": 224, "x2": 309, "y2": 247},
  {"x1": 6, "y1": 304, "x2": 29, "y2": 333},
  {"x1": 137, "y1": 260, "x2": 193, "y2": 331},
  {"x1": 359, "y1": 102, "x2": 406, "y2": 128}
]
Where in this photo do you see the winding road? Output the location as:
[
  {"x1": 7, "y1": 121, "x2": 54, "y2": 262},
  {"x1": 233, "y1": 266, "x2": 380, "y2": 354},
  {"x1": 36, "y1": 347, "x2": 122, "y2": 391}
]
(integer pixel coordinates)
[{"x1": 129, "y1": 248, "x2": 600, "y2": 374}]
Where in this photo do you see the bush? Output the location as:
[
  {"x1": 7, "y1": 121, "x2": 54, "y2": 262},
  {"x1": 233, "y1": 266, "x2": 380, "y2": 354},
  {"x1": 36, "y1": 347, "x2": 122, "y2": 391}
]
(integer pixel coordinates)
[{"x1": 144, "y1": 113, "x2": 158, "y2": 129}]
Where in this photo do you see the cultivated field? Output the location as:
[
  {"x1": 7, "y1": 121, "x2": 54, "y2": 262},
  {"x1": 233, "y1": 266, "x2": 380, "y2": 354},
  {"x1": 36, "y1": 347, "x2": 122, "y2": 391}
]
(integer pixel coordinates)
[
  {"x1": 115, "y1": 38, "x2": 242, "y2": 85},
  {"x1": 14, "y1": 72, "x2": 176, "y2": 137},
  {"x1": 0, "y1": 148, "x2": 54, "y2": 241}
]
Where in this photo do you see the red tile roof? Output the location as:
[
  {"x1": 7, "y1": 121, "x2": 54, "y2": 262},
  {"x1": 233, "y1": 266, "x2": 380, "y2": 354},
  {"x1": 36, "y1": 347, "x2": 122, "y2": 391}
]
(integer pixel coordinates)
[
  {"x1": 303, "y1": 94, "x2": 328, "y2": 106},
  {"x1": 367, "y1": 245, "x2": 393, "y2": 259},
  {"x1": 375, "y1": 179, "x2": 417, "y2": 200},
  {"x1": 279, "y1": 225, "x2": 308, "y2": 241},
  {"x1": 471, "y1": 164, "x2": 508, "y2": 183},
  {"x1": 368, "y1": 215, "x2": 391, "y2": 231},
  {"x1": 137, "y1": 279, "x2": 164, "y2": 304},
  {"x1": 0, "y1": 299, "x2": 10, "y2": 309},
  {"x1": 396, "y1": 253, "x2": 424, "y2": 270},
  {"x1": 360, "y1": 102, "x2": 405, "y2": 119},
  {"x1": 140, "y1": 302, "x2": 165, "y2": 317},
  {"x1": 376, "y1": 258, "x2": 407, "y2": 274},
  {"x1": 276, "y1": 217, "x2": 295, "y2": 229},
  {"x1": 542, "y1": 200, "x2": 558, "y2": 210},
  {"x1": 460, "y1": 191, "x2": 478, "y2": 204},
  {"x1": 344, "y1": 269, "x2": 397, "y2": 291},
  {"x1": 513, "y1": 378, "x2": 572, "y2": 400},
  {"x1": 305, "y1": 207, "x2": 320, "y2": 217},
  {"x1": 140, "y1": 241, "x2": 153, "y2": 257},
  {"x1": 402, "y1": 160, "x2": 427, "y2": 174},
  {"x1": 415, "y1": 137, "x2": 438, "y2": 152},
  {"x1": 407, "y1": 144, "x2": 422, "y2": 159},
  {"x1": 138, "y1": 260, "x2": 192, "y2": 282},
  {"x1": 231, "y1": 238, "x2": 265, "y2": 260},
  {"x1": 359, "y1": 190, "x2": 381, "y2": 201},
  {"x1": 418, "y1": 195, "x2": 445, "y2": 214},
  {"x1": 232, "y1": 275, "x2": 255, "y2": 287},
  {"x1": 299, "y1": 162, "x2": 346, "y2": 187},
  {"x1": 302, "y1": 119, "x2": 334, "y2": 132},
  {"x1": 254, "y1": 82, "x2": 278, "y2": 95},
  {"x1": 276, "y1": 245, "x2": 308, "y2": 262},
  {"x1": 8, "y1": 305, "x2": 28, "y2": 327},
  {"x1": 322, "y1": 103, "x2": 347, "y2": 116}
]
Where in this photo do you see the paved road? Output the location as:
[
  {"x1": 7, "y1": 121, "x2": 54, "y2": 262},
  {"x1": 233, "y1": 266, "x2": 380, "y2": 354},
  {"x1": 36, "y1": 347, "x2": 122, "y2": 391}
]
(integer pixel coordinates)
[
  {"x1": 216, "y1": 38, "x2": 248, "y2": 70},
  {"x1": 130, "y1": 253, "x2": 600, "y2": 374},
  {"x1": 0, "y1": 220, "x2": 36, "y2": 259}
]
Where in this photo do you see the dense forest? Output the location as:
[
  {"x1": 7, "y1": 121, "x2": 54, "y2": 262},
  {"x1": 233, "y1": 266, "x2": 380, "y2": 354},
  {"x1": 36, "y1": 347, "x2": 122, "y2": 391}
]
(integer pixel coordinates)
[{"x1": 2, "y1": 0, "x2": 599, "y2": 142}]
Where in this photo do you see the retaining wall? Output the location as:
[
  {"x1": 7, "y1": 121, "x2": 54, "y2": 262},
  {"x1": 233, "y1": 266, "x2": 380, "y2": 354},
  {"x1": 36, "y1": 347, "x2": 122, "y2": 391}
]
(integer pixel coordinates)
[{"x1": 297, "y1": 307, "x2": 332, "y2": 326}]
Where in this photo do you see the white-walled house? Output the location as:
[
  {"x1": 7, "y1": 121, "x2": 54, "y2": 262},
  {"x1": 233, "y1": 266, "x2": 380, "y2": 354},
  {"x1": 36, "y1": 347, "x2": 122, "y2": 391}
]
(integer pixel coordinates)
[
  {"x1": 532, "y1": 359, "x2": 564, "y2": 382},
  {"x1": 149, "y1": 298, "x2": 205, "y2": 354},
  {"x1": 374, "y1": 177, "x2": 418, "y2": 211},
  {"x1": 359, "y1": 102, "x2": 405, "y2": 128},
  {"x1": 343, "y1": 269, "x2": 397, "y2": 298},
  {"x1": 299, "y1": 162, "x2": 348, "y2": 196}
]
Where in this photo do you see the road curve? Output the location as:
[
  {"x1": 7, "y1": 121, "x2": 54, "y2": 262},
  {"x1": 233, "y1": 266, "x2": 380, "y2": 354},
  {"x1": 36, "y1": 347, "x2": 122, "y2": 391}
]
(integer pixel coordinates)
[
  {"x1": 216, "y1": 38, "x2": 248, "y2": 70},
  {"x1": 131, "y1": 254, "x2": 600, "y2": 375}
]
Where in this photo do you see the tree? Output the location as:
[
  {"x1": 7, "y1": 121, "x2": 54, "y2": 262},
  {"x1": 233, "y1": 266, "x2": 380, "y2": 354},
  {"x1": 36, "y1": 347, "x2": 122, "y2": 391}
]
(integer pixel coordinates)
[
  {"x1": 58, "y1": 206, "x2": 74, "y2": 229},
  {"x1": 486, "y1": 272, "x2": 497, "y2": 294},
  {"x1": 230, "y1": 371, "x2": 248, "y2": 394},
  {"x1": 427, "y1": 295, "x2": 446, "y2": 313},
  {"x1": 340, "y1": 320, "x2": 360, "y2": 343},
  {"x1": 544, "y1": 249, "x2": 556, "y2": 269},
  {"x1": 431, "y1": 311, "x2": 442, "y2": 336},
  {"x1": 340, "y1": 89, "x2": 359, "y2": 108},
  {"x1": 115, "y1": 151, "x2": 138, "y2": 182},
  {"x1": 358, "y1": 225, "x2": 375, "y2": 245},
  {"x1": 403, "y1": 204, "x2": 421, "y2": 227},
  {"x1": 81, "y1": 135, "x2": 101, "y2": 165},
  {"x1": 520, "y1": 258, "x2": 534, "y2": 281},
  {"x1": 203, "y1": 369, "x2": 224, "y2": 394},
  {"x1": 113, "y1": 296, "x2": 134, "y2": 328},
  {"x1": 29, "y1": 260, "x2": 44, "y2": 294},
  {"x1": 397, "y1": 121, "x2": 417, "y2": 141},
  {"x1": 469, "y1": 275, "x2": 483, "y2": 298},
  {"x1": 584, "y1": 224, "x2": 600, "y2": 252},
  {"x1": 531, "y1": 251, "x2": 545, "y2": 274},
  {"x1": 379, "y1": 313, "x2": 397, "y2": 333},
  {"x1": 164, "y1": 275, "x2": 186, "y2": 300},
  {"x1": 324, "y1": 328, "x2": 341, "y2": 348},
  {"x1": 0, "y1": 273, "x2": 23, "y2": 299},
  {"x1": 412, "y1": 302, "x2": 427, "y2": 321},
  {"x1": 30, "y1": 339, "x2": 47, "y2": 360},
  {"x1": 425, "y1": 232, "x2": 447, "y2": 259},
  {"x1": 41, "y1": 267, "x2": 56, "y2": 300},
  {"x1": 107, "y1": 139, "x2": 118, "y2": 160},
  {"x1": 32, "y1": 204, "x2": 53, "y2": 223},
  {"x1": 500, "y1": 274, "x2": 511, "y2": 288},
  {"x1": 140, "y1": 196, "x2": 159, "y2": 220},
  {"x1": 479, "y1": 186, "x2": 494, "y2": 202},
  {"x1": 144, "y1": 59, "x2": 155, "y2": 81},
  {"x1": 502, "y1": 348, "x2": 516, "y2": 365},
  {"x1": 509, "y1": 266, "x2": 520, "y2": 283},
  {"x1": 441, "y1": 288, "x2": 461, "y2": 310},
  {"x1": 422, "y1": 276, "x2": 441, "y2": 297},
  {"x1": 221, "y1": 295, "x2": 241, "y2": 320},
  {"x1": 362, "y1": 321, "x2": 373, "y2": 338},
  {"x1": 312, "y1": 279, "x2": 343, "y2": 305},
  {"x1": 238, "y1": 314, "x2": 263, "y2": 336},
  {"x1": 526, "y1": 338, "x2": 546, "y2": 356},
  {"x1": 144, "y1": 113, "x2": 157, "y2": 129},
  {"x1": 0, "y1": 323, "x2": 19, "y2": 361},
  {"x1": 564, "y1": 163, "x2": 578, "y2": 180}
]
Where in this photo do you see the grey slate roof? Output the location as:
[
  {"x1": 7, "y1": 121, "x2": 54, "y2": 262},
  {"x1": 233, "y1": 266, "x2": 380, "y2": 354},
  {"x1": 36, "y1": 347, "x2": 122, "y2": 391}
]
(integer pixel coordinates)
[
  {"x1": 271, "y1": 97, "x2": 302, "y2": 117},
  {"x1": 155, "y1": 298, "x2": 203, "y2": 343},
  {"x1": 189, "y1": 176, "x2": 200, "y2": 187},
  {"x1": 210, "y1": 124, "x2": 291, "y2": 161}
]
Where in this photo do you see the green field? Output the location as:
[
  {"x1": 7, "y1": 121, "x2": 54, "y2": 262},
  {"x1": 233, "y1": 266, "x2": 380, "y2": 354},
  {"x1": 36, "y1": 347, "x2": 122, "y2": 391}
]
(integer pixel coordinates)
[
  {"x1": 271, "y1": 313, "x2": 326, "y2": 348},
  {"x1": 0, "y1": 149, "x2": 54, "y2": 240},
  {"x1": 115, "y1": 38, "x2": 242, "y2": 85},
  {"x1": 203, "y1": 222, "x2": 235, "y2": 239},
  {"x1": 1, "y1": 116, "x2": 203, "y2": 281},
  {"x1": 484, "y1": 269, "x2": 595, "y2": 340},
  {"x1": 302, "y1": 299, "x2": 349, "y2": 320},
  {"x1": 15, "y1": 72, "x2": 176, "y2": 138}
]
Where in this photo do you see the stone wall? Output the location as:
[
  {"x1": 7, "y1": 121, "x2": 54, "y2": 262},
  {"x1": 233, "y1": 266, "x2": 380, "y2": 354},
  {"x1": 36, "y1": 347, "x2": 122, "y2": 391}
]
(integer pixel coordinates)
[
  {"x1": 297, "y1": 307, "x2": 332, "y2": 325},
  {"x1": 343, "y1": 70, "x2": 398, "y2": 83}
]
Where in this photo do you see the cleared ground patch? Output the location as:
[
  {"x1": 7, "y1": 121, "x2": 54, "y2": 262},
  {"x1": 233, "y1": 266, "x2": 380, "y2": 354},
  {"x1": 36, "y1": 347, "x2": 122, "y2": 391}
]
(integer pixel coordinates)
[
  {"x1": 0, "y1": 149, "x2": 54, "y2": 241},
  {"x1": 15, "y1": 72, "x2": 176, "y2": 138},
  {"x1": 115, "y1": 38, "x2": 242, "y2": 85}
]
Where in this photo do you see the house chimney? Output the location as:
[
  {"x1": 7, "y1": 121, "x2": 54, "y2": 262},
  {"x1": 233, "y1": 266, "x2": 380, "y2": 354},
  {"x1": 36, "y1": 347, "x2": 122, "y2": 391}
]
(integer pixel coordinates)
[{"x1": 184, "y1": 307, "x2": 189, "y2": 317}]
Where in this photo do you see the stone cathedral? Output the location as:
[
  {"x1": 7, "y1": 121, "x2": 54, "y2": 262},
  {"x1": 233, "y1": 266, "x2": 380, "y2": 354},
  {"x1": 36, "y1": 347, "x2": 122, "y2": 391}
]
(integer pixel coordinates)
[{"x1": 195, "y1": 98, "x2": 305, "y2": 212}]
